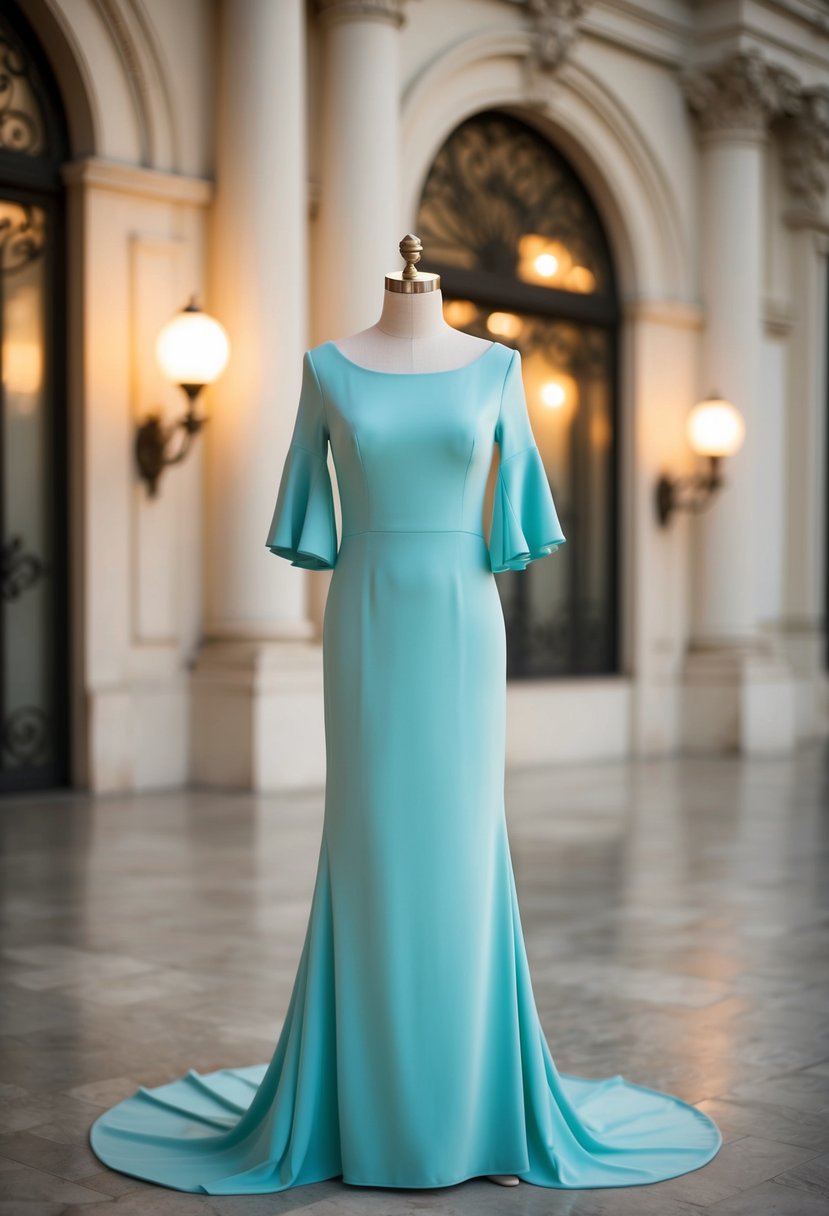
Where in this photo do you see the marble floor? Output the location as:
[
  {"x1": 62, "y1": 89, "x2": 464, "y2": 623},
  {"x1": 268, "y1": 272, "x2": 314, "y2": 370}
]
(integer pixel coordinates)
[{"x1": 1, "y1": 742, "x2": 828, "y2": 1215}]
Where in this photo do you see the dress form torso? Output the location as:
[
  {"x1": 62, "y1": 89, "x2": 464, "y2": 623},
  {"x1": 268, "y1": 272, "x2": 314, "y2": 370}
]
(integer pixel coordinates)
[{"x1": 332, "y1": 287, "x2": 494, "y2": 374}]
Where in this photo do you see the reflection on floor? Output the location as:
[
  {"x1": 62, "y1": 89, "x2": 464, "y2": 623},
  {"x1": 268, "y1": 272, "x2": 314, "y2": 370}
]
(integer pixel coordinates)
[{"x1": 1, "y1": 741, "x2": 828, "y2": 1215}]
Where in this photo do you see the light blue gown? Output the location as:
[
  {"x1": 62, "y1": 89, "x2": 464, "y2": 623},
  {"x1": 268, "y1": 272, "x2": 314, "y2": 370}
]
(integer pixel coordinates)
[{"x1": 89, "y1": 339, "x2": 722, "y2": 1193}]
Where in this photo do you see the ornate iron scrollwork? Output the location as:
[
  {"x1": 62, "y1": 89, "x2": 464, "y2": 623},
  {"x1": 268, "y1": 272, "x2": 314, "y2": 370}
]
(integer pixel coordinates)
[
  {"x1": 0, "y1": 13, "x2": 46, "y2": 156},
  {"x1": 417, "y1": 110, "x2": 610, "y2": 295},
  {"x1": 2, "y1": 706, "x2": 49, "y2": 765},
  {"x1": 2, "y1": 535, "x2": 46, "y2": 601},
  {"x1": 0, "y1": 200, "x2": 46, "y2": 273}
]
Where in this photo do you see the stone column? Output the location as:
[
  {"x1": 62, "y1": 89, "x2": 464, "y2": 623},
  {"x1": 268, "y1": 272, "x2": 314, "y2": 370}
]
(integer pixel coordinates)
[
  {"x1": 778, "y1": 89, "x2": 829, "y2": 737},
  {"x1": 305, "y1": 0, "x2": 409, "y2": 628},
  {"x1": 204, "y1": 0, "x2": 309, "y2": 642},
  {"x1": 193, "y1": 0, "x2": 412, "y2": 790},
  {"x1": 312, "y1": 0, "x2": 406, "y2": 338},
  {"x1": 192, "y1": 0, "x2": 323, "y2": 790},
  {"x1": 680, "y1": 50, "x2": 799, "y2": 754}
]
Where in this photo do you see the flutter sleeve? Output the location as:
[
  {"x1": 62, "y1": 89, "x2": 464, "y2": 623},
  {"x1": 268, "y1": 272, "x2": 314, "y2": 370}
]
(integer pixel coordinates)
[
  {"x1": 265, "y1": 350, "x2": 338, "y2": 570},
  {"x1": 488, "y1": 348, "x2": 566, "y2": 573}
]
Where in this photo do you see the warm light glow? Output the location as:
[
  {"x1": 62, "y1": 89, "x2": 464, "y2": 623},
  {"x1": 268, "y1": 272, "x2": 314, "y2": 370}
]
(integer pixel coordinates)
[
  {"x1": 565, "y1": 265, "x2": 596, "y2": 294},
  {"x1": 590, "y1": 411, "x2": 612, "y2": 449},
  {"x1": 156, "y1": 302, "x2": 230, "y2": 387},
  {"x1": 541, "y1": 379, "x2": 566, "y2": 409},
  {"x1": 534, "y1": 253, "x2": 559, "y2": 278},
  {"x1": 2, "y1": 339, "x2": 42, "y2": 399},
  {"x1": 512, "y1": 237, "x2": 578, "y2": 294},
  {"x1": 686, "y1": 394, "x2": 745, "y2": 457},
  {"x1": 486, "y1": 311, "x2": 523, "y2": 340},
  {"x1": 444, "y1": 299, "x2": 477, "y2": 328},
  {"x1": 526, "y1": 365, "x2": 578, "y2": 431}
]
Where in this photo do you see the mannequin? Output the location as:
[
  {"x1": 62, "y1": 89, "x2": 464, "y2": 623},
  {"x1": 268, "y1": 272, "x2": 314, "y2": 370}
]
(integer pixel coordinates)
[
  {"x1": 333, "y1": 236, "x2": 519, "y2": 1190},
  {"x1": 332, "y1": 233, "x2": 495, "y2": 376}
]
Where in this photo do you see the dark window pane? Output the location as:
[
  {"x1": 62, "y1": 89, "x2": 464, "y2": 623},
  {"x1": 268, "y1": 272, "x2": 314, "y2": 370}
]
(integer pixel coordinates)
[
  {"x1": 418, "y1": 110, "x2": 614, "y2": 300},
  {"x1": 0, "y1": 2, "x2": 68, "y2": 791},
  {"x1": 417, "y1": 111, "x2": 620, "y2": 678}
]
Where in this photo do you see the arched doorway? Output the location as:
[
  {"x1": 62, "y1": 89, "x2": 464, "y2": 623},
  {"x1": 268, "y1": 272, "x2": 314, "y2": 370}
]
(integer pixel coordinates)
[
  {"x1": 0, "y1": 4, "x2": 69, "y2": 790},
  {"x1": 416, "y1": 109, "x2": 620, "y2": 678}
]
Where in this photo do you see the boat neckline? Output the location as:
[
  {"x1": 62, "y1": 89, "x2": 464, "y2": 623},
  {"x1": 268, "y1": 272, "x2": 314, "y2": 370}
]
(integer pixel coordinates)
[{"x1": 322, "y1": 338, "x2": 503, "y2": 377}]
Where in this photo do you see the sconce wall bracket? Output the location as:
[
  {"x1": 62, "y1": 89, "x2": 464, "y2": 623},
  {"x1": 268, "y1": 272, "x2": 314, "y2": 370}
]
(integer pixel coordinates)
[
  {"x1": 656, "y1": 455, "x2": 723, "y2": 526},
  {"x1": 136, "y1": 403, "x2": 207, "y2": 497}
]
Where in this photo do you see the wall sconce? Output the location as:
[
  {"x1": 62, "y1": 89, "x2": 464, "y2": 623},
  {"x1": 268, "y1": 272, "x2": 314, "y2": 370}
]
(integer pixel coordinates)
[
  {"x1": 135, "y1": 296, "x2": 230, "y2": 496},
  {"x1": 656, "y1": 391, "x2": 745, "y2": 526}
]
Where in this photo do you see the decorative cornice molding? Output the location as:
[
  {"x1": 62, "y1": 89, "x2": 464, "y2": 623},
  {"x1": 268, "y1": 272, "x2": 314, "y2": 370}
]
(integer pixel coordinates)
[
  {"x1": 523, "y1": 0, "x2": 590, "y2": 73},
  {"x1": 777, "y1": 87, "x2": 829, "y2": 216},
  {"x1": 763, "y1": 295, "x2": 794, "y2": 337},
  {"x1": 680, "y1": 48, "x2": 800, "y2": 141},
  {"x1": 91, "y1": 0, "x2": 152, "y2": 164},
  {"x1": 622, "y1": 298, "x2": 705, "y2": 330},
  {"x1": 314, "y1": 0, "x2": 408, "y2": 28},
  {"x1": 61, "y1": 156, "x2": 213, "y2": 206},
  {"x1": 497, "y1": 0, "x2": 593, "y2": 109},
  {"x1": 782, "y1": 206, "x2": 829, "y2": 236}
]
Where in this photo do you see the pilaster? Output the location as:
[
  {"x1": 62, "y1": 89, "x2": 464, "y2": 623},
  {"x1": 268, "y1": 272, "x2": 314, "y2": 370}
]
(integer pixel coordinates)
[{"x1": 680, "y1": 50, "x2": 800, "y2": 754}]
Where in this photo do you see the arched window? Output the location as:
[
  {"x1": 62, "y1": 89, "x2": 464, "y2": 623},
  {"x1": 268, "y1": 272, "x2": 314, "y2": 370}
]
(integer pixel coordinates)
[
  {"x1": 0, "y1": 4, "x2": 70, "y2": 790},
  {"x1": 416, "y1": 110, "x2": 620, "y2": 678}
]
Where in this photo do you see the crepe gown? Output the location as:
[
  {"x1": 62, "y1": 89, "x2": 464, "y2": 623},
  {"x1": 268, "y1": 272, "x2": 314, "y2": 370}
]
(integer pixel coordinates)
[{"x1": 89, "y1": 339, "x2": 722, "y2": 1193}]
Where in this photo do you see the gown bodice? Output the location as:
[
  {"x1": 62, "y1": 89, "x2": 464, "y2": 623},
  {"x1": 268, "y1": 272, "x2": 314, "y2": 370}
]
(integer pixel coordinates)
[{"x1": 266, "y1": 338, "x2": 566, "y2": 573}]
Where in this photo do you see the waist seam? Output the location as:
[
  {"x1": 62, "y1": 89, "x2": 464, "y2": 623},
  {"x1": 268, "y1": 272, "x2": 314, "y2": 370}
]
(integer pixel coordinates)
[{"x1": 341, "y1": 528, "x2": 486, "y2": 540}]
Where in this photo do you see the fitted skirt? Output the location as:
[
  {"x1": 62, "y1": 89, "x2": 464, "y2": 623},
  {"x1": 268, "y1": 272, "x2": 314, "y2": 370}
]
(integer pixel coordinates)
[{"x1": 88, "y1": 528, "x2": 721, "y2": 1192}]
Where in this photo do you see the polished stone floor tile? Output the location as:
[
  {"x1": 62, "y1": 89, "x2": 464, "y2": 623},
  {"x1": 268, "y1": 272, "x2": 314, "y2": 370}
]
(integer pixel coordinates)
[
  {"x1": 706, "y1": 1177, "x2": 829, "y2": 1214},
  {"x1": 1, "y1": 740, "x2": 827, "y2": 1213},
  {"x1": 725, "y1": 1067, "x2": 829, "y2": 1116},
  {"x1": 0, "y1": 1204, "x2": 66, "y2": 1216},
  {"x1": 636, "y1": 1134, "x2": 816, "y2": 1207},
  {"x1": 696, "y1": 1096, "x2": 829, "y2": 1153},
  {"x1": 775, "y1": 1149, "x2": 829, "y2": 1201},
  {"x1": 0, "y1": 1158, "x2": 106, "y2": 1205}
]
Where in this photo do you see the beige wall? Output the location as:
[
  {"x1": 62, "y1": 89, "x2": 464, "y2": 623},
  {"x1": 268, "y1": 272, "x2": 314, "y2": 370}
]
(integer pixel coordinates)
[{"x1": 18, "y1": 0, "x2": 828, "y2": 790}]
